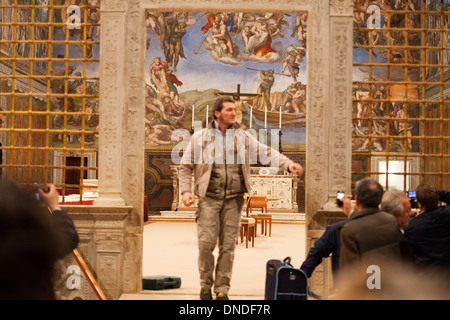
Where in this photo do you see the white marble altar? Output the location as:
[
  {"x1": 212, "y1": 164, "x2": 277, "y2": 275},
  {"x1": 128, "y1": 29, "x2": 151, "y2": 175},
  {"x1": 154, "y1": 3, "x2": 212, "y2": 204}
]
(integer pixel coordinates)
[{"x1": 171, "y1": 166, "x2": 299, "y2": 213}]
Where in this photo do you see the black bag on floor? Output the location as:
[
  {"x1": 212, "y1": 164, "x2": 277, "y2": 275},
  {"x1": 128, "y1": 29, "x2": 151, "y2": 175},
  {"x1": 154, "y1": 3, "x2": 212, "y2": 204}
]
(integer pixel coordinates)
[
  {"x1": 264, "y1": 256, "x2": 309, "y2": 300},
  {"x1": 142, "y1": 276, "x2": 181, "y2": 290}
]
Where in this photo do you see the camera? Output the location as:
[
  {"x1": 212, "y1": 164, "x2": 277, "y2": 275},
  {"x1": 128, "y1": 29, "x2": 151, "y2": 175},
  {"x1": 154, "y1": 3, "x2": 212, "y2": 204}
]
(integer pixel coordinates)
[
  {"x1": 32, "y1": 184, "x2": 49, "y2": 201},
  {"x1": 407, "y1": 190, "x2": 419, "y2": 209},
  {"x1": 336, "y1": 191, "x2": 345, "y2": 207}
]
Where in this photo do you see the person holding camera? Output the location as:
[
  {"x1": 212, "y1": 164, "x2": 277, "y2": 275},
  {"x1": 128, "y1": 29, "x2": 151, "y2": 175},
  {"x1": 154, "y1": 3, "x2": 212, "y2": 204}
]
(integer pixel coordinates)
[
  {"x1": 0, "y1": 180, "x2": 79, "y2": 299},
  {"x1": 37, "y1": 183, "x2": 79, "y2": 259},
  {"x1": 301, "y1": 184, "x2": 417, "y2": 293},
  {"x1": 339, "y1": 178, "x2": 403, "y2": 271},
  {"x1": 403, "y1": 184, "x2": 450, "y2": 274},
  {"x1": 299, "y1": 195, "x2": 351, "y2": 280}
]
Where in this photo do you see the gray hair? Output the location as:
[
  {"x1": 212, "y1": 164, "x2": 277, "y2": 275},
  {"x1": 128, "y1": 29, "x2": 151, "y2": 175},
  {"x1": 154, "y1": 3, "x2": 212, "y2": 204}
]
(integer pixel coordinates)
[{"x1": 381, "y1": 189, "x2": 405, "y2": 217}]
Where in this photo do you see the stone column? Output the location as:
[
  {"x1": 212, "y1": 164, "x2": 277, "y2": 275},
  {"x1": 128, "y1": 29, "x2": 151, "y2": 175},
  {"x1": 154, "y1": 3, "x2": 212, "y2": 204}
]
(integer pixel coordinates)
[
  {"x1": 92, "y1": 0, "x2": 146, "y2": 294},
  {"x1": 94, "y1": 0, "x2": 127, "y2": 207},
  {"x1": 328, "y1": 0, "x2": 353, "y2": 203},
  {"x1": 306, "y1": 0, "x2": 354, "y2": 297},
  {"x1": 121, "y1": 0, "x2": 146, "y2": 294}
]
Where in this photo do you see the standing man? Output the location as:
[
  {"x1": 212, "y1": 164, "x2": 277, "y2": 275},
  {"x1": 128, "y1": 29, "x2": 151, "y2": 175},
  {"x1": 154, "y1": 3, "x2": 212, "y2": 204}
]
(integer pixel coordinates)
[
  {"x1": 179, "y1": 96, "x2": 303, "y2": 300},
  {"x1": 339, "y1": 178, "x2": 402, "y2": 271}
]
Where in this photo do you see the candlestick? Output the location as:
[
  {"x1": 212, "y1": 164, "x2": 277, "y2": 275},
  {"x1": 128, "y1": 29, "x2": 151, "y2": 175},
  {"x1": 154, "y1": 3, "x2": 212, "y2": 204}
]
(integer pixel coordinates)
[
  {"x1": 249, "y1": 105, "x2": 253, "y2": 129},
  {"x1": 264, "y1": 106, "x2": 267, "y2": 129},
  {"x1": 278, "y1": 129, "x2": 283, "y2": 154},
  {"x1": 279, "y1": 108, "x2": 282, "y2": 129}
]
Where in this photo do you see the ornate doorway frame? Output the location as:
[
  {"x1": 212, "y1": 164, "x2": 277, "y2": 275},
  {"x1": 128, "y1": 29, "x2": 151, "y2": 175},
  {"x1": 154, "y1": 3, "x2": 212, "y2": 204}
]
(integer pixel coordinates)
[{"x1": 95, "y1": 0, "x2": 353, "y2": 296}]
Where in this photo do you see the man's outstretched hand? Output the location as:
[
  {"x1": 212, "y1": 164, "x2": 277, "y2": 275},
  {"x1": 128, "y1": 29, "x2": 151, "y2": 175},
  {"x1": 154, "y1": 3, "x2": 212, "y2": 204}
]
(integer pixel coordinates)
[{"x1": 288, "y1": 162, "x2": 304, "y2": 177}]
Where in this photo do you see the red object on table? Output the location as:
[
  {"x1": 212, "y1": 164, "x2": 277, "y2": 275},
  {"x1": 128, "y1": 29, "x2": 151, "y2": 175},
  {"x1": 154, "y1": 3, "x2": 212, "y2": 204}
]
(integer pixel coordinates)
[
  {"x1": 57, "y1": 188, "x2": 81, "y2": 195},
  {"x1": 63, "y1": 200, "x2": 94, "y2": 205}
]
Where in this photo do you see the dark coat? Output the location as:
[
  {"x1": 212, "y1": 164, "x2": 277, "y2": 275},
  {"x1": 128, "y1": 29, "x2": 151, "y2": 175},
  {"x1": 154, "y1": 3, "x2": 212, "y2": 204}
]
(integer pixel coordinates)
[
  {"x1": 339, "y1": 208, "x2": 402, "y2": 269},
  {"x1": 300, "y1": 220, "x2": 346, "y2": 278},
  {"x1": 0, "y1": 208, "x2": 79, "y2": 300},
  {"x1": 404, "y1": 190, "x2": 450, "y2": 272}
]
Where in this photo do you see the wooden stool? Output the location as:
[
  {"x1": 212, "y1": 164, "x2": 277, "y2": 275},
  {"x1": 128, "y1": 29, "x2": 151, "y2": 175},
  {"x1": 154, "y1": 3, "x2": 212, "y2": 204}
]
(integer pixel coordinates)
[
  {"x1": 239, "y1": 217, "x2": 255, "y2": 248},
  {"x1": 251, "y1": 213, "x2": 272, "y2": 236}
]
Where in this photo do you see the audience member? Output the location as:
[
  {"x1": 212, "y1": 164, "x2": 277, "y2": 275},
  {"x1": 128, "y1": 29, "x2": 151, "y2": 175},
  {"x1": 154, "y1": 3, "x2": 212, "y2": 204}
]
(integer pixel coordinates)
[
  {"x1": 300, "y1": 196, "x2": 351, "y2": 278},
  {"x1": 301, "y1": 187, "x2": 413, "y2": 283},
  {"x1": 381, "y1": 189, "x2": 411, "y2": 230},
  {"x1": 404, "y1": 184, "x2": 450, "y2": 273},
  {"x1": 339, "y1": 178, "x2": 402, "y2": 270},
  {"x1": 380, "y1": 189, "x2": 414, "y2": 262},
  {"x1": 0, "y1": 180, "x2": 79, "y2": 299},
  {"x1": 334, "y1": 184, "x2": 450, "y2": 299}
]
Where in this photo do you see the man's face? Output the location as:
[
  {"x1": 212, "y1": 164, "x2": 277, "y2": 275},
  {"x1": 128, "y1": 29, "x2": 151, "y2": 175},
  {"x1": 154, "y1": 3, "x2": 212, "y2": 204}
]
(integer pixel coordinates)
[
  {"x1": 399, "y1": 196, "x2": 412, "y2": 228},
  {"x1": 215, "y1": 101, "x2": 236, "y2": 128}
]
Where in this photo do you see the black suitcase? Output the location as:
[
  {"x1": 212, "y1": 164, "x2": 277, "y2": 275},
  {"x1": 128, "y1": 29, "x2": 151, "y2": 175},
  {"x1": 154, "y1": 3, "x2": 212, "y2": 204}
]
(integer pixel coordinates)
[
  {"x1": 142, "y1": 276, "x2": 181, "y2": 290},
  {"x1": 264, "y1": 257, "x2": 309, "y2": 300}
]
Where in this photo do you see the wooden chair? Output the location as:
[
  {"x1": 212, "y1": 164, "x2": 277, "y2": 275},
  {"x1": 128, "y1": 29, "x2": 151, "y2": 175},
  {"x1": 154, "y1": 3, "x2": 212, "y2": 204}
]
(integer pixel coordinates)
[{"x1": 247, "y1": 196, "x2": 273, "y2": 237}]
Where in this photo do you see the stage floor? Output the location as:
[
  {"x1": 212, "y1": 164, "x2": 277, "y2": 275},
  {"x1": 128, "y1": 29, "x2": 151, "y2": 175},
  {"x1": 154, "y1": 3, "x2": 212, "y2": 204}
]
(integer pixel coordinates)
[{"x1": 120, "y1": 221, "x2": 307, "y2": 300}]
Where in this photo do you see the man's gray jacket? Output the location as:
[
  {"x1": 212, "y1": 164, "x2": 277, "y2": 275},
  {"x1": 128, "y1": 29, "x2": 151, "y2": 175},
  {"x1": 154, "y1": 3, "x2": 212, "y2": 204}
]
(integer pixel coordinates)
[{"x1": 179, "y1": 121, "x2": 293, "y2": 197}]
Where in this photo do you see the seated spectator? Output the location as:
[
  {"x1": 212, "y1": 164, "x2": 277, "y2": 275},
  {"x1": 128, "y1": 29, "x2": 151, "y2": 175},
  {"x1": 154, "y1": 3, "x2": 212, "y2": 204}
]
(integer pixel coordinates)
[
  {"x1": 0, "y1": 180, "x2": 79, "y2": 299},
  {"x1": 404, "y1": 184, "x2": 450, "y2": 273},
  {"x1": 300, "y1": 195, "x2": 351, "y2": 279},
  {"x1": 339, "y1": 178, "x2": 402, "y2": 270},
  {"x1": 380, "y1": 190, "x2": 414, "y2": 262},
  {"x1": 381, "y1": 190, "x2": 411, "y2": 230},
  {"x1": 301, "y1": 187, "x2": 413, "y2": 285}
]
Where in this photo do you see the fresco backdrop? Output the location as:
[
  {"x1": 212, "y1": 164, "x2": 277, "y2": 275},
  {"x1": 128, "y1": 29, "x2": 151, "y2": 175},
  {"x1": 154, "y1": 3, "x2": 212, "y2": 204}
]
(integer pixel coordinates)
[
  {"x1": 352, "y1": 0, "x2": 450, "y2": 153},
  {"x1": 144, "y1": 11, "x2": 308, "y2": 151}
]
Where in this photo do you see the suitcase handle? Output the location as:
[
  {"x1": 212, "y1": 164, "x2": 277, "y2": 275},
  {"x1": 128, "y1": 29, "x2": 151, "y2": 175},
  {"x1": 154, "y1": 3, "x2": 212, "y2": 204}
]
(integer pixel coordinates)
[{"x1": 283, "y1": 256, "x2": 292, "y2": 266}]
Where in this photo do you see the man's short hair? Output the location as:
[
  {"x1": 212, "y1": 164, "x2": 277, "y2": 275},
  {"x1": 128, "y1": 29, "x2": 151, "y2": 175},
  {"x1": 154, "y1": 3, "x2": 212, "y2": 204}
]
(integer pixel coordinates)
[
  {"x1": 381, "y1": 189, "x2": 406, "y2": 217},
  {"x1": 416, "y1": 183, "x2": 439, "y2": 212},
  {"x1": 212, "y1": 96, "x2": 234, "y2": 119},
  {"x1": 355, "y1": 178, "x2": 384, "y2": 208}
]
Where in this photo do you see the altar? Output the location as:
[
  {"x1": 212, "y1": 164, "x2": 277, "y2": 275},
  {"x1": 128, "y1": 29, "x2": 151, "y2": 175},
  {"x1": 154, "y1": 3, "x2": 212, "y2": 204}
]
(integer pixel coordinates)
[{"x1": 170, "y1": 165, "x2": 300, "y2": 213}]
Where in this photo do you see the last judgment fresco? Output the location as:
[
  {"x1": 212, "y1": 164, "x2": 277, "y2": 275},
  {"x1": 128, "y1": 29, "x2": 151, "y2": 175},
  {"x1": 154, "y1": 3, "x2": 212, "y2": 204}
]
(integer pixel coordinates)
[{"x1": 144, "y1": 11, "x2": 308, "y2": 151}]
